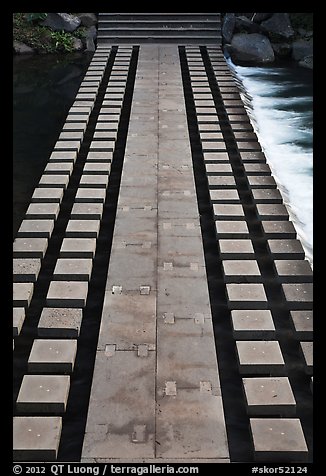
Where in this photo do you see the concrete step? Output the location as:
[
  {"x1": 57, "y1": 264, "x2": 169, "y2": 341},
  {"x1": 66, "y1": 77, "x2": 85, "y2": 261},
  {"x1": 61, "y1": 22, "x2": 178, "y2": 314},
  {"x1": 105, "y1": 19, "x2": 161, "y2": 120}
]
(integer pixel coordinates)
[
  {"x1": 99, "y1": 20, "x2": 221, "y2": 29},
  {"x1": 98, "y1": 37, "x2": 222, "y2": 45},
  {"x1": 98, "y1": 28, "x2": 220, "y2": 36},
  {"x1": 98, "y1": 13, "x2": 221, "y2": 21}
]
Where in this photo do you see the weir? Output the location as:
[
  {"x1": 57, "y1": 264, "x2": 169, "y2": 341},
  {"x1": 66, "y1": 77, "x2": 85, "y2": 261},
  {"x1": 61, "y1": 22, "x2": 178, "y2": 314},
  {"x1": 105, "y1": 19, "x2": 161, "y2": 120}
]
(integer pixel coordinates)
[{"x1": 13, "y1": 14, "x2": 313, "y2": 464}]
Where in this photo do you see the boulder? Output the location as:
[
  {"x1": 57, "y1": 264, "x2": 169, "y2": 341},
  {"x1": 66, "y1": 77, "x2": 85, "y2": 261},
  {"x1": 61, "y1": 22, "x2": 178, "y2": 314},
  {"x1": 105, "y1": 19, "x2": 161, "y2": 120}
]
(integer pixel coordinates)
[
  {"x1": 13, "y1": 41, "x2": 34, "y2": 54},
  {"x1": 235, "y1": 16, "x2": 263, "y2": 34},
  {"x1": 86, "y1": 25, "x2": 97, "y2": 40},
  {"x1": 86, "y1": 37, "x2": 96, "y2": 52},
  {"x1": 261, "y1": 13, "x2": 294, "y2": 41},
  {"x1": 252, "y1": 13, "x2": 273, "y2": 23},
  {"x1": 42, "y1": 13, "x2": 81, "y2": 33},
  {"x1": 299, "y1": 56, "x2": 313, "y2": 70},
  {"x1": 292, "y1": 39, "x2": 313, "y2": 61},
  {"x1": 229, "y1": 33, "x2": 275, "y2": 65},
  {"x1": 271, "y1": 42, "x2": 292, "y2": 58},
  {"x1": 222, "y1": 13, "x2": 236, "y2": 43},
  {"x1": 77, "y1": 13, "x2": 97, "y2": 27},
  {"x1": 72, "y1": 38, "x2": 83, "y2": 51}
]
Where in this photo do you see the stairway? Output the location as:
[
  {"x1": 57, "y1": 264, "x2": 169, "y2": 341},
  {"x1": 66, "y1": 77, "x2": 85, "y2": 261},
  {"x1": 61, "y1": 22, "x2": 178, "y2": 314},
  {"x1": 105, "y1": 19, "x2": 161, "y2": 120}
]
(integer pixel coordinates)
[{"x1": 97, "y1": 13, "x2": 221, "y2": 45}]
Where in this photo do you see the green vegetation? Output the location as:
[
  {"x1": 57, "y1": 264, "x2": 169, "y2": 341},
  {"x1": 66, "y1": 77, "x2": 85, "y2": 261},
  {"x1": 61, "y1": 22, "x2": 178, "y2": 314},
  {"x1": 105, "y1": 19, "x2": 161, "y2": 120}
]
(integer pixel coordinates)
[
  {"x1": 50, "y1": 30, "x2": 74, "y2": 52},
  {"x1": 26, "y1": 13, "x2": 47, "y2": 23}
]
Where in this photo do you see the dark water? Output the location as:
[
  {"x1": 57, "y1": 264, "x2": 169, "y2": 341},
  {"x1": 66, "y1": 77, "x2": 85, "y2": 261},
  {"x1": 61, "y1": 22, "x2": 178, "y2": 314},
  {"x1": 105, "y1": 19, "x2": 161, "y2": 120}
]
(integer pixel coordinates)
[{"x1": 13, "y1": 52, "x2": 92, "y2": 238}]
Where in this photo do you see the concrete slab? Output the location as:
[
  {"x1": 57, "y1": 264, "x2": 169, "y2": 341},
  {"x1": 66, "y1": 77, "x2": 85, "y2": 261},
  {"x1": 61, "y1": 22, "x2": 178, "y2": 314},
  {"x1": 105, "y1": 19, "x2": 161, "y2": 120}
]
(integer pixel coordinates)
[
  {"x1": 219, "y1": 239, "x2": 255, "y2": 259},
  {"x1": 83, "y1": 163, "x2": 111, "y2": 175},
  {"x1": 82, "y1": 350, "x2": 156, "y2": 460},
  {"x1": 13, "y1": 308, "x2": 25, "y2": 336},
  {"x1": 256, "y1": 204, "x2": 289, "y2": 220},
  {"x1": 38, "y1": 308, "x2": 83, "y2": 338},
  {"x1": 267, "y1": 240, "x2": 305, "y2": 259},
  {"x1": 13, "y1": 238, "x2": 48, "y2": 258},
  {"x1": 240, "y1": 151, "x2": 265, "y2": 162},
  {"x1": 53, "y1": 258, "x2": 93, "y2": 281},
  {"x1": 63, "y1": 122, "x2": 87, "y2": 132},
  {"x1": 262, "y1": 221, "x2": 297, "y2": 239},
  {"x1": 75, "y1": 188, "x2": 106, "y2": 203},
  {"x1": 243, "y1": 378, "x2": 295, "y2": 415},
  {"x1": 71, "y1": 203, "x2": 103, "y2": 220},
  {"x1": 86, "y1": 150, "x2": 113, "y2": 161},
  {"x1": 60, "y1": 238, "x2": 96, "y2": 258},
  {"x1": 222, "y1": 260, "x2": 261, "y2": 283},
  {"x1": 31, "y1": 188, "x2": 64, "y2": 203},
  {"x1": 26, "y1": 203, "x2": 60, "y2": 220},
  {"x1": 46, "y1": 281, "x2": 88, "y2": 307},
  {"x1": 215, "y1": 221, "x2": 249, "y2": 238},
  {"x1": 231, "y1": 310, "x2": 275, "y2": 339},
  {"x1": 16, "y1": 375, "x2": 70, "y2": 413},
  {"x1": 49, "y1": 150, "x2": 77, "y2": 162},
  {"x1": 282, "y1": 284, "x2": 313, "y2": 309},
  {"x1": 208, "y1": 176, "x2": 236, "y2": 188},
  {"x1": 38, "y1": 174, "x2": 70, "y2": 189},
  {"x1": 204, "y1": 153, "x2": 230, "y2": 163},
  {"x1": 252, "y1": 189, "x2": 283, "y2": 204},
  {"x1": 226, "y1": 283, "x2": 268, "y2": 309},
  {"x1": 244, "y1": 164, "x2": 271, "y2": 175},
  {"x1": 54, "y1": 140, "x2": 80, "y2": 152},
  {"x1": 79, "y1": 175, "x2": 109, "y2": 188},
  {"x1": 28, "y1": 339, "x2": 78, "y2": 373},
  {"x1": 65, "y1": 219, "x2": 101, "y2": 238},
  {"x1": 213, "y1": 204, "x2": 245, "y2": 220},
  {"x1": 209, "y1": 190, "x2": 240, "y2": 203},
  {"x1": 205, "y1": 163, "x2": 232, "y2": 175},
  {"x1": 13, "y1": 258, "x2": 41, "y2": 282},
  {"x1": 274, "y1": 260, "x2": 313, "y2": 283},
  {"x1": 44, "y1": 162, "x2": 74, "y2": 175},
  {"x1": 289, "y1": 311, "x2": 313, "y2": 339},
  {"x1": 299, "y1": 342, "x2": 313, "y2": 374},
  {"x1": 250, "y1": 418, "x2": 308, "y2": 462},
  {"x1": 236, "y1": 341, "x2": 285, "y2": 374},
  {"x1": 17, "y1": 220, "x2": 54, "y2": 238},
  {"x1": 247, "y1": 176, "x2": 277, "y2": 189},
  {"x1": 13, "y1": 416, "x2": 62, "y2": 461}
]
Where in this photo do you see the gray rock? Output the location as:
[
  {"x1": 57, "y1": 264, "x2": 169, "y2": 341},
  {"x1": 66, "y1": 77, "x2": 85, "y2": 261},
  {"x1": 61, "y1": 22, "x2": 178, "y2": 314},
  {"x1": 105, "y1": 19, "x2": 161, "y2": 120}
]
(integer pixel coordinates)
[
  {"x1": 292, "y1": 39, "x2": 313, "y2": 61},
  {"x1": 252, "y1": 13, "x2": 273, "y2": 23},
  {"x1": 229, "y1": 33, "x2": 275, "y2": 65},
  {"x1": 13, "y1": 41, "x2": 34, "y2": 54},
  {"x1": 271, "y1": 42, "x2": 292, "y2": 58},
  {"x1": 42, "y1": 13, "x2": 81, "y2": 33},
  {"x1": 77, "y1": 13, "x2": 97, "y2": 27},
  {"x1": 72, "y1": 38, "x2": 83, "y2": 51},
  {"x1": 222, "y1": 13, "x2": 236, "y2": 43},
  {"x1": 235, "y1": 16, "x2": 263, "y2": 34},
  {"x1": 261, "y1": 13, "x2": 295, "y2": 40},
  {"x1": 86, "y1": 37, "x2": 96, "y2": 52},
  {"x1": 86, "y1": 25, "x2": 97, "y2": 40},
  {"x1": 299, "y1": 56, "x2": 313, "y2": 70}
]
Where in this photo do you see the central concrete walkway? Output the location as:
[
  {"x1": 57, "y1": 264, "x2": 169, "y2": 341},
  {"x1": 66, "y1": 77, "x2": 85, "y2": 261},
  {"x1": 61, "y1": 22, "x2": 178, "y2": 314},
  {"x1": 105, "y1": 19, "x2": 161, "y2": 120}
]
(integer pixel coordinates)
[{"x1": 82, "y1": 45, "x2": 229, "y2": 463}]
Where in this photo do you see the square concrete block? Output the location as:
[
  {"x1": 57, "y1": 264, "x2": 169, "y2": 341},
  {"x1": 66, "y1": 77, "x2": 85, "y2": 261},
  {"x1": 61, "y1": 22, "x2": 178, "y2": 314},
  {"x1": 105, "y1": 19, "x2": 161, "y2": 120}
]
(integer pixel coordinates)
[
  {"x1": 79, "y1": 175, "x2": 109, "y2": 188},
  {"x1": 13, "y1": 282, "x2": 34, "y2": 308},
  {"x1": 252, "y1": 189, "x2": 283, "y2": 204},
  {"x1": 257, "y1": 204, "x2": 289, "y2": 220},
  {"x1": 87, "y1": 150, "x2": 113, "y2": 161},
  {"x1": 63, "y1": 122, "x2": 87, "y2": 132},
  {"x1": 53, "y1": 258, "x2": 93, "y2": 281},
  {"x1": 236, "y1": 341, "x2": 285, "y2": 374},
  {"x1": 274, "y1": 260, "x2": 313, "y2": 283},
  {"x1": 290, "y1": 311, "x2": 313, "y2": 339},
  {"x1": 200, "y1": 132, "x2": 224, "y2": 141},
  {"x1": 243, "y1": 377, "x2": 295, "y2": 415},
  {"x1": 71, "y1": 203, "x2": 103, "y2": 220},
  {"x1": 60, "y1": 238, "x2": 96, "y2": 258},
  {"x1": 75, "y1": 188, "x2": 106, "y2": 203},
  {"x1": 231, "y1": 310, "x2": 275, "y2": 339},
  {"x1": 38, "y1": 174, "x2": 70, "y2": 189},
  {"x1": 215, "y1": 221, "x2": 249, "y2": 238},
  {"x1": 83, "y1": 163, "x2": 111, "y2": 175},
  {"x1": 247, "y1": 176, "x2": 277, "y2": 189},
  {"x1": 13, "y1": 416, "x2": 62, "y2": 461},
  {"x1": 49, "y1": 150, "x2": 77, "y2": 162},
  {"x1": 16, "y1": 375, "x2": 70, "y2": 413},
  {"x1": 13, "y1": 258, "x2": 41, "y2": 282},
  {"x1": 282, "y1": 284, "x2": 313, "y2": 309},
  {"x1": 44, "y1": 162, "x2": 74, "y2": 175},
  {"x1": 222, "y1": 260, "x2": 261, "y2": 283},
  {"x1": 214, "y1": 204, "x2": 245, "y2": 220},
  {"x1": 13, "y1": 238, "x2": 48, "y2": 258},
  {"x1": 240, "y1": 151, "x2": 265, "y2": 162},
  {"x1": 26, "y1": 203, "x2": 60, "y2": 220},
  {"x1": 202, "y1": 142, "x2": 227, "y2": 152},
  {"x1": 47, "y1": 280, "x2": 88, "y2": 307},
  {"x1": 32, "y1": 188, "x2": 64, "y2": 203},
  {"x1": 13, "y1": 308, "x2": 25, "y2": 336},
  {"x1": 300, "y1": 342, "x2": 313, "y2": 375},
  {"x1": 262, "y1": 221, "x2": 297, "y2": 239},
  {"x1": 59, "y1": 130, "x2": 84, "y2": 140},
  {"x1": 237, "y1": 143, "x2": 261, "y2": 153},
  {"x1": 38, "y1": 308, "x2": 83, "y2": 338},
  {"x1": 17, "y1": 220, "x2": 54, "y2": 238},
  {"x1": 90, "y1": 140, "x2": 115, "y2": 152},
  {"x1": 54, "y1": 140, "x2": 80, "y2": 152},
  {"x1": 210, "y1": 190, "x2": 240, "y2": 203},
  {"x1": 226, "y1": 284, "x2": 267, "y2": 309},
  {"x1": 65, "y1": 219, "x2": 101, "y2": 238},
  {"x1": 219, "y1": 239, "x2": 255, "y2": 259},
  {"x1": 205, "y1": 163, "x2": 232, "y2": 175},
  {"x1": 244, "y1": 164, "x2": 270, "y2": 175},
  {"x1": 250, "y1": 418, "x2": 308, "y2": 462},
  {"x1": 203, "y1": 152, "x2": 229, "y2": 162},
  {"x1": 208, "y1": 176, "x2": 236, "y2": 188},
  {"x1": 28, "y1": 339, "x2": 78, "y2": 373},
  {"x1": 267, "y1": 240, "x2": 305, "y2": 259}
]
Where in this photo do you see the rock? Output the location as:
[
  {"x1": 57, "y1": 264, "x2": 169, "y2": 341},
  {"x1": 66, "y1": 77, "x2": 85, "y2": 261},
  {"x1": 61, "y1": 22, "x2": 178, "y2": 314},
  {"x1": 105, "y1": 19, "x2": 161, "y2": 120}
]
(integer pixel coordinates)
[
  {"x1": 252, "y1": 13, "x2": 273, "y2": 23},
  {"x1": 271, "y1": 42, "x2": 292, "y2": 58},
  {"x1": 86, "y1": 37, "x2": 96, "y2": 52},
  {"x1": 72, "y1": 38, "x2": 83, "y2": 51},
  {"x1": 292, "y1": 39, "x2": 313, "y2": 61},
  {"x1": 261, "y1": 13, "x2": 295, "y2": 41},
  {"x1": 299, "y1": 56, "x2": 313, "y2": 70},
  {"x1": 86, "y1": 25, "x2": 97, "y2": 40},
  {"x1": 229, "y1": 33, "x2": 275, "y2": 65},
  {"x1": 235, "y1": 16, "x2": 263, "y2": 34},
  {"x1": 222, "y1": 13, "x2": 236, "y2": 43},
  {"x1": 42, "y1": 13, "x2": 81, "y2": 33},
  {"x1": 297, "y1": 28, "x2": 313, "y2": 39},
  {"x1": 77, "y1": 13, "x2": 97, "y2": 27},
  {"x1": 13, "y1": 41, "x2": 34, "y2": 54}
]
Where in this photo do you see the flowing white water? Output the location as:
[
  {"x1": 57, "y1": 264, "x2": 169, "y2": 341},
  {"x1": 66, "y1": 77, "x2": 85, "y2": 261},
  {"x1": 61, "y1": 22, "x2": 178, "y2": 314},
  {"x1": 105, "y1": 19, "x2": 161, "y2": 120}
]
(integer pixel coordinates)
[{"x1": 227, "y1": 59, "x2": 313, "y2": 265}]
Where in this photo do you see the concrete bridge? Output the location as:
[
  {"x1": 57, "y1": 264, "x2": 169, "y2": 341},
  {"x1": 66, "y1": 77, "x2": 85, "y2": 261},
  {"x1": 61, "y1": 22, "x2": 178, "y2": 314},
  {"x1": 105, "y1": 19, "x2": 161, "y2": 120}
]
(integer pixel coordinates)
[{"x1": 13, "y1": 14, "x2": 313, "y2": 464}]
